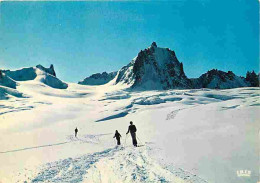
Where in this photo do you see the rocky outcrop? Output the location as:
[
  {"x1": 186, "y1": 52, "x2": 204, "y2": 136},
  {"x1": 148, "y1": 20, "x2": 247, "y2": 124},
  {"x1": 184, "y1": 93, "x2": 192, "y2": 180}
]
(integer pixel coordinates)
[
  {"x1": 191, "y1": 69, "x2": 249, "y2": 89},
  {"x1": 0, "y1": 71, "x2": 17, "y2": 89},
  {"x1": 245, "y1": 71, "x2": 259, "y2": 87},
  {"x1": 36, "y1": 64, "x2": 56, "y2": 77},
  {"x1": 78, "y1": 71, "x2": 117, "y2": 85},
  {"x1": 115, "y1": 42, "x2": 192, "y2": 90}
]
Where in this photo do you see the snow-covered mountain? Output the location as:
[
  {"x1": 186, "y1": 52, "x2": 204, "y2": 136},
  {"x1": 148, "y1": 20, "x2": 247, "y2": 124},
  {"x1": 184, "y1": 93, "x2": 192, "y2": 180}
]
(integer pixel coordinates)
[
  {"x1": 78, "y1": 71, "x2": 117, "y2": 85},
  {"x1": 34, "y1": 68, "x2": 68, "y2": 89},
  {"x1": 36, "y1": 64, "x2": 56, "y2": 77},
  {"x1": 191, "y1": 69, "x2": 249, "y2": 89},
  {"x1": 112, "y1": 42, "x2": 254, "y2": 90},
  {"x1": 1, "y1": 65, "x2": 68, "y2": 89},
  {"x1": 115, "y1": 42, "x2": 192, "y2": 90}
]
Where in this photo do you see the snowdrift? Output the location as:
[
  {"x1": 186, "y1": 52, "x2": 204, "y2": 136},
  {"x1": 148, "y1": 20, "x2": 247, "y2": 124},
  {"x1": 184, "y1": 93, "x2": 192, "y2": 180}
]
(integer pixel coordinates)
[{"x1": 0, "y1": 85, "x2": 25, "y2": 100}]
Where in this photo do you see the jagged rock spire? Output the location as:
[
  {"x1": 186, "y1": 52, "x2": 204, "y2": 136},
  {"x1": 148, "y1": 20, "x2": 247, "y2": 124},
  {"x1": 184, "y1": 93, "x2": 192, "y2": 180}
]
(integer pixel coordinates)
[
  {"x1": 115, "y1": 42, "x2": 191, "y2": 89},
  {"x1": 151, "y1": 42, "x2": 157, "y2": 48},
  {"x1": 36, "y1": 64, "x2": 56, "y2": 77},
  {"x1": 50, "y1": 64, "x2": 56, "y2": 77}
]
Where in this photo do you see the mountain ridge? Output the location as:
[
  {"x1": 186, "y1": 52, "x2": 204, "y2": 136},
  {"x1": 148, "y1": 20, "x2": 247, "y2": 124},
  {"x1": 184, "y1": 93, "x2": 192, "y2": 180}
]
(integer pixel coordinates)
[
  {"x1": 78, "y1": 71, "x2": 117, "y2": 86},
  {"x1": 78, "y1": 42, "x2": 257, "y2": 89},
  {"x1": 111, "y1": 42, "x2": 254, "y2": 89},
  {"x1": 0, "y1": 64, "x2": 68, "y2": 89},
  {"x1": 1, "y1": 43, "x2": 258, "y2": 90}
]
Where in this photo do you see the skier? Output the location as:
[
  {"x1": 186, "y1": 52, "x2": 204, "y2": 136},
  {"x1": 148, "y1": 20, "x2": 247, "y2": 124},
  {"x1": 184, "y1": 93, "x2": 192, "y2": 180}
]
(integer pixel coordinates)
[
  {"x1": 126, "y1": 121, "x2": 137, "y2": 147},
  {"x1": 75, "y1": 127, "x2": 78, "y2": 137},
  {"x1": 113, "y1": 130, "x2": 122, "y2": 145}
]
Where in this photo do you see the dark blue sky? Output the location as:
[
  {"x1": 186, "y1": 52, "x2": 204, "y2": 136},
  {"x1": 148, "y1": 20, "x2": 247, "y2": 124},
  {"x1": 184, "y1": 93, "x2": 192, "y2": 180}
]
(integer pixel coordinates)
[{"x1": 0, "y1": 0, "x2": 259, "y2": 82}]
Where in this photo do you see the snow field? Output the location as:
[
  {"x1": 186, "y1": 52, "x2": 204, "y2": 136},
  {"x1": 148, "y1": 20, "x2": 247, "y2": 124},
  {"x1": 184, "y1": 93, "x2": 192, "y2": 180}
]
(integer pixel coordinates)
[{"x1": 0, "y1": 79, "x2": 259, "y2": 183}]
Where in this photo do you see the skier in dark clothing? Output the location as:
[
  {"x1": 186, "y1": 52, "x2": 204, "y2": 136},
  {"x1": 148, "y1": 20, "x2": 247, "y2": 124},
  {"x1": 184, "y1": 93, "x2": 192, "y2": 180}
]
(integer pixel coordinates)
[
  {"x1": 75, "y1": 127, "x2": 78, "y2": 137},
  {"x1": 126, "y1": 121, "x2": 137, "y2": 147},
  {"x1": 113, "y1": 130, "x2": 122, "y2": 145}
]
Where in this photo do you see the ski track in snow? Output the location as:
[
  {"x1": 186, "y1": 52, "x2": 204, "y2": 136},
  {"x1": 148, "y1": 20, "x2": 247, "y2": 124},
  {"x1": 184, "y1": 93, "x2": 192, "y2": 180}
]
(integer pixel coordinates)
[
  {"x1": 0, "y1": 141, "x2": 70, "y2": 154},
  {"x1": 0, "y1": 133, "x2": 113, "y2": 154},
  {"x1": 166, "y1": 109, "x2": 183, "y2": 120},
  {"x1": 67, "y1": 133, "x2": 113, "y2": 144},
  {"x1": 17, "y1": 146, "x2": 208, "y2": 183}
]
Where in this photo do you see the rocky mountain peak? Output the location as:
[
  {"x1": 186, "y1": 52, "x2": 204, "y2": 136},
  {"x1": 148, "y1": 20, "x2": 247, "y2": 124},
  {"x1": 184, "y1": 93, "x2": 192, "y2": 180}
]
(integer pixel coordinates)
[
  {"x1": 78, "y1": 42, "x2": 256, "y2": 90},
  {"x1": 115, "y1": 43, "x2": 191, "y2": 90},
  {"x1": 36, "y1": 64, "x2": 56, "y2": 77},
  {"x1": 150, "y1": 42, "x2": 157, "y2": 48}
]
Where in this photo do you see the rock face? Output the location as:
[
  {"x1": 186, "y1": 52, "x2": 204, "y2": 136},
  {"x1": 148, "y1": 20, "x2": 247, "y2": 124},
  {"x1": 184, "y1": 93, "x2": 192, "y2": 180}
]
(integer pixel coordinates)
[
  {"x1": 2, "y1": 67, "x2": 37, "y2": 81},
  {"x1": 0, "y1": 71, "x2": 17, "y2": 89},
  {"x1": 191, "y1": 69, "x2": 249, "y2": 89},
  {"x1": 112, "y1": 42, "x2": 255, "y2": 90},
  {"x1": 78, "y1": 72, "x2": 117, "y2": 85},
  {"x1": 115, "y1": 42, "x2": 192, "y2": 90},
  {"x1": 36, "y1": 64, "x2": 56, "y2": 77},
  {"x1": 1, "y1": 65, "x2": 68, "y2": 89},
  {"x1": 245, "y1": 71, "x2": 259, "y2": 87}
]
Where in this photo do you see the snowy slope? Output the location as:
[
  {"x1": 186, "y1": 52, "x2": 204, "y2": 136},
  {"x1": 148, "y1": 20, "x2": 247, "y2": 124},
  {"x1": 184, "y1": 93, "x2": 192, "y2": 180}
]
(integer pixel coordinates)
[
  {"x1": 0, "y1": 77, "x2": 258, "y2": 183},
  {"x1": 115, "y1": 42, "x2": 192, "y2": 90},
  {"x1": 34, "y1": 69, "x2": 68, "y2": 89},
  {"x1": 0, "y1": 85, "x2": 25, "y2": 100},
  {"x1": 18, "y1": 146, "x2": 207, "y2": 183}
]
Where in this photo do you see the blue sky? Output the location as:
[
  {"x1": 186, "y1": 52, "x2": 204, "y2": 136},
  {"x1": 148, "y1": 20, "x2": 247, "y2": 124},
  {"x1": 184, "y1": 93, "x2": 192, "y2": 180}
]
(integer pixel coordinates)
[{"x1": 0, "y1": 0, "x2": 259, "y2": 82}]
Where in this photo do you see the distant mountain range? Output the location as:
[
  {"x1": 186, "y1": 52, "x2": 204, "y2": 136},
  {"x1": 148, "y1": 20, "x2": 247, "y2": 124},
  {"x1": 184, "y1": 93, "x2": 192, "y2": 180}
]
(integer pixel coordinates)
[
  {"x1": 0, "y1": 42, "x2": 259, "y2": 90},
  {"x1": 78, "y1": 42, "x2": 259, "y2": 89}
]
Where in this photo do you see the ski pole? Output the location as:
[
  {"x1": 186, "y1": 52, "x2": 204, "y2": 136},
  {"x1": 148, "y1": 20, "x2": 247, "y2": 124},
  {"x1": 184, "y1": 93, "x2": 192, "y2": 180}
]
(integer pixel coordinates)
[{"x1": 136, "y1": 135, "x2": 144, "y2": 146}]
